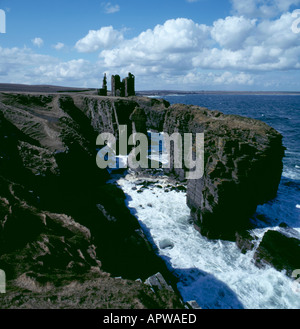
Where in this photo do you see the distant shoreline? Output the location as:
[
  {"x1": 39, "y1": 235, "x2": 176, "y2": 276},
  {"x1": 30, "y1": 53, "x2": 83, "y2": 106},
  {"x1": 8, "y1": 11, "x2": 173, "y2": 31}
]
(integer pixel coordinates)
[
  {"x1": 0, "y1": 83, "x2": 299, "y2": 96},
  {"x1": 137, "y1": 90, "x2": 300, "y2": 96}
]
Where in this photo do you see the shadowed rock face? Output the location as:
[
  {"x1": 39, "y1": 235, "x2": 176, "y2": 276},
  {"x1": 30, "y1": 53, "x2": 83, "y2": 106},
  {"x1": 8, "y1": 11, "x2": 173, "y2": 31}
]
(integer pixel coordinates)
[
  {"x1": 161, "y1": 105, "x2": 284, "y2": 239},
  {"x1": 126, "y1": 100, "x2": 284, "y2": 239},
  {"x1": 254, "y1": 229, "x2": 300, "y2": 277},
  {"x1": 0, "y1": 92, "x2": 182, "y2": 309},
  {"x1": 0, "y1": 92, "x2": 284, "y2": 241},
  {"x1": 0, "y1": 91, "x2": 284, "y2": 307},
  {"x1": 66, "y1": 95, "x2": 283, "y2": 240}
]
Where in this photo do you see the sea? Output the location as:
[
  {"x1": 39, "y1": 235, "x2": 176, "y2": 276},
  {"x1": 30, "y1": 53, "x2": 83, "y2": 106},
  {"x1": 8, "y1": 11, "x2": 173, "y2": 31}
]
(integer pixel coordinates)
[{"x1": 113, "y1": 94, "x2": 300, "y2": 309}]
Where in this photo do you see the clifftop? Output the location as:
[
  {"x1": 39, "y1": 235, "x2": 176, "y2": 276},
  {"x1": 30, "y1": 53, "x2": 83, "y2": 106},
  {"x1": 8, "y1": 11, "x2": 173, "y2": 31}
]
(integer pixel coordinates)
[
  {"x1": 0, "y1": 91, "x2": 284, "y2": 308},
  {"x1": 0, "y1": 92, "x2": 183, "y2": 309}
]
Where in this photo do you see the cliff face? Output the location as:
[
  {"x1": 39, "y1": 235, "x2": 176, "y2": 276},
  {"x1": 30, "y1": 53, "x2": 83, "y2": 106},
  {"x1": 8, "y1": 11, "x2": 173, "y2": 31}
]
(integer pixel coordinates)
[
  {"x1": 48, "y1": 93, "x2": 284, "y2": 240},
  {"x1": 111, "y1": 96, "x2": 283, "y2": 239},
  {"x1": 0, "y1": 92, "x2": 182, "y2": 309},
  {"x1": 160, "y1": 104, "x2": 284, "y2": 239},
  {"x1": 0, "y1": 91, "x2": 284, "y2": 307}
]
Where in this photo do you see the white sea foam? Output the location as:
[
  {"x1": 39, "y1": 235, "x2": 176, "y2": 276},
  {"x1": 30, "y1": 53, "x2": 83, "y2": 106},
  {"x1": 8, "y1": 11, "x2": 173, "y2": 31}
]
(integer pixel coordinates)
[
  {"x1": 296, "y1": 205, "x2": 300, "y2": 209},
  {"x1": 145, "y1": 94, "x2": 186, "y2": 98},
  {"x1": 282, "y1": 167, "x2": 300, "y2": 181},
  {"x1": 165, "y1": 94, "x2": 186, "y2": 97},
  {"x1": 116, "y1": 173, "x2": 300, "y2": 309}
]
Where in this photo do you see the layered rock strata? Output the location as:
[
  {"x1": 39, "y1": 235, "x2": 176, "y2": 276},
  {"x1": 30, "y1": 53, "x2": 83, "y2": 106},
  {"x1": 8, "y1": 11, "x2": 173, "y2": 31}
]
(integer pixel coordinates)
[
  {"x1": 161, "y1": 104, "x2": 284, "y2": 239},
  {"x1": 0, "y1": 91, "x2": 285, "y2": 307},
  {"x1": 0, "y1": 92, "x2": 182, "y2": 308}
]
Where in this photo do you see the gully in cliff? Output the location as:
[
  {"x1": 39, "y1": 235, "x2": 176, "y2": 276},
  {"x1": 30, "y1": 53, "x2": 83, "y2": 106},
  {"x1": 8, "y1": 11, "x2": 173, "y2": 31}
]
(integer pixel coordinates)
[{"x1": 96, "y1": 125, "x2": 205, "y2": 180}]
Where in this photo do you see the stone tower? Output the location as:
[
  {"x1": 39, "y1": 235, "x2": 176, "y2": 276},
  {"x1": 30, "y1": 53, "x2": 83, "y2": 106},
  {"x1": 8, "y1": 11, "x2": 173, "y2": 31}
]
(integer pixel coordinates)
[
  {"x1": 123, "y1": 73, "x2": 135, "y2": 97},
  {"x1": 111, "y1": 73, "x2": 135, "y2": 97},
  {"x1": 111, "y1": 74, "x2": 122, "y2": 96}
]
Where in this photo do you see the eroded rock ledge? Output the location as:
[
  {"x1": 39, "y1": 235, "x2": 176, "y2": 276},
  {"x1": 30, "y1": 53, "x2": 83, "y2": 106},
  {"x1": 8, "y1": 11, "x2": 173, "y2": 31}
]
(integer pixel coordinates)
[
  {"x1": 0, "y1": 92, "x2": 182, "y2": 309},
  {"x1": 161, "y1": 104, "x2": 284, "y2": 239},
  {"x1": 128, "y1": 98, "x2": 284, "y2": 240},
  {"x1": 0, "y1": 92, "x2": 284, "y2": 307}
]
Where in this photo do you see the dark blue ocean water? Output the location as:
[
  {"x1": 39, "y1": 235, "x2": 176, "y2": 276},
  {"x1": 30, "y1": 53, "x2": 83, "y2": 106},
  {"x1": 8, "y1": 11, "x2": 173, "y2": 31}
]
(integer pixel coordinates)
[{"x1": 162, "y1": 94, "x2": 300, "y2": 230}]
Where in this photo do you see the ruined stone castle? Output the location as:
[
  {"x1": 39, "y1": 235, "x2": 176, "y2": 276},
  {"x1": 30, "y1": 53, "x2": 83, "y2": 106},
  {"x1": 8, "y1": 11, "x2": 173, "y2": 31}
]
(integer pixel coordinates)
[{"x1": 99, "y1": 73, "x2": 135, "y2": 97}]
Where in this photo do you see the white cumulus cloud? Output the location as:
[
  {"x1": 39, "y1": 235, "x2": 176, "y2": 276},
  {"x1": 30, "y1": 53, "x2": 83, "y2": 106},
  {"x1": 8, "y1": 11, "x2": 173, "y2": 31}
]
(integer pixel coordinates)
[
  {"x1": 53, "y1": 42, "x2": 65, "y2": 50},
  {"x1": 2, "y1": 1, "x2": 300, "y2": 91},
  {"x1": 32, "y1": 37, "x2": 44, "y2": 48},
  {"x1": 231, "y1": 0, "x2": 300, "y2": 18},
  {"x1": 75, "y1": 26, "x2": 124, "y2": 53},
  {"x1": 211, "y1": 16, "x2": 257, "y2": 50},
  {"x1": 102, "y1": 2, "x2": 120, "y2": 14},
  {"x1": 99, "y1": 18, "x2": 211, "y2": 71}
]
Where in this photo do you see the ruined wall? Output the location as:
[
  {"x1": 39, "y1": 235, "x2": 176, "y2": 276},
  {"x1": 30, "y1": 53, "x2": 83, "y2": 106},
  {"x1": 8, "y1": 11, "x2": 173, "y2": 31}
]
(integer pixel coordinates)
[{"x1": 111, "y1": 73, "x2": 135, "y2": 97}]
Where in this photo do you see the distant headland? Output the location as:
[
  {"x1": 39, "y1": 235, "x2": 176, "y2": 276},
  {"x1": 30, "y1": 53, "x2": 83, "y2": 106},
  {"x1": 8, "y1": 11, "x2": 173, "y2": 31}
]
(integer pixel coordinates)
[{"x1": 0, "y1": 82, "x2": 299, "y2": 96}]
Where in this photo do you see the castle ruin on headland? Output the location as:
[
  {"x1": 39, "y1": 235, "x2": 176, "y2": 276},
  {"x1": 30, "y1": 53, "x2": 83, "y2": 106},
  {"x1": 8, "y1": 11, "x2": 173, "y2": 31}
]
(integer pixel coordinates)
[
  {"x1": 99, "y1": 73, "x2": 135, "y2": 97},
  {"x1": 111, "y1": 73, "x2": 135, "y2": 97}
]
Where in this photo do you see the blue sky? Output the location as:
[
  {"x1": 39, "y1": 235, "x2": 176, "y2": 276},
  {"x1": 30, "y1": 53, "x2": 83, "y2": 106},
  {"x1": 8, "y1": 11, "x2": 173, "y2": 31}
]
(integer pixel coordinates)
[{"x1": 0, "y1": 0, "x2": 300, "y2": 90}]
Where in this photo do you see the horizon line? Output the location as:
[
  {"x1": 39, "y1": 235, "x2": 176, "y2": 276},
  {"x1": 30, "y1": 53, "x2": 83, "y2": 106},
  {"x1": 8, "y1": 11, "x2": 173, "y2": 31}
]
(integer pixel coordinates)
[{"x1": 0, "y1": 82, "x2": 300, "y2": 94}]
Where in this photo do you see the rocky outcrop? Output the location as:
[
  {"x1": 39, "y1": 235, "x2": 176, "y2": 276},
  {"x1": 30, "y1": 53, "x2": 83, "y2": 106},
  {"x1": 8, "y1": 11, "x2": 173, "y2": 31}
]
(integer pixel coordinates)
[
  {"x1": 81, "y1": 93, "x2": 284, "y2": 241},
  {"x1": 0, "y1": 271, "x2": 182, "y2": 309},
  {"x1": 160, "y1": 104, "x2": 284, "y2": 239},
  {"x1": 1, "y1": 92, "x2": 283, "y2": 241},
  {"x1": 235, "y1": 231, "x2": 256, "y2": 254},
  {"x1": 0, "y1": 176, "x2": 99, "y2": 278},
  {"x1": 118, "y1": 100, "x2": 283, "y2": 240},
  {"x1": 126, "y1": 102, "x2": 283, "y2": 240},
  {"x1": 0, "y1": 92, "x2": 181, "y2": 309},
  {"x1": 0, "y1": 91, "x2": 285, "y2": 307},
  {"x1": 145, "y1": 272, "x2": 174, "y2": 292},
  {"x1": 254, "y1": 229, "x2": 300, "y2": 277}
]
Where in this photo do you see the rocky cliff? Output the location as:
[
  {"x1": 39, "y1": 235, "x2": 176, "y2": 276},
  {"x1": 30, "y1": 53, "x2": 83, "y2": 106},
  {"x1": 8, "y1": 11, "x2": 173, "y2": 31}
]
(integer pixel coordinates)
[
  {"x1": 0, "y1": 92, "x2": 182, "y2": 309},
  {"x1": 120, "y1": 98, "x2": 284, "y2": 239},
  {"x1": 160, "y1": 104, "x2": 284, "y2": 239},
  {"x1": 0, "y1": 91, "x2": 284, "y2": 308}
]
